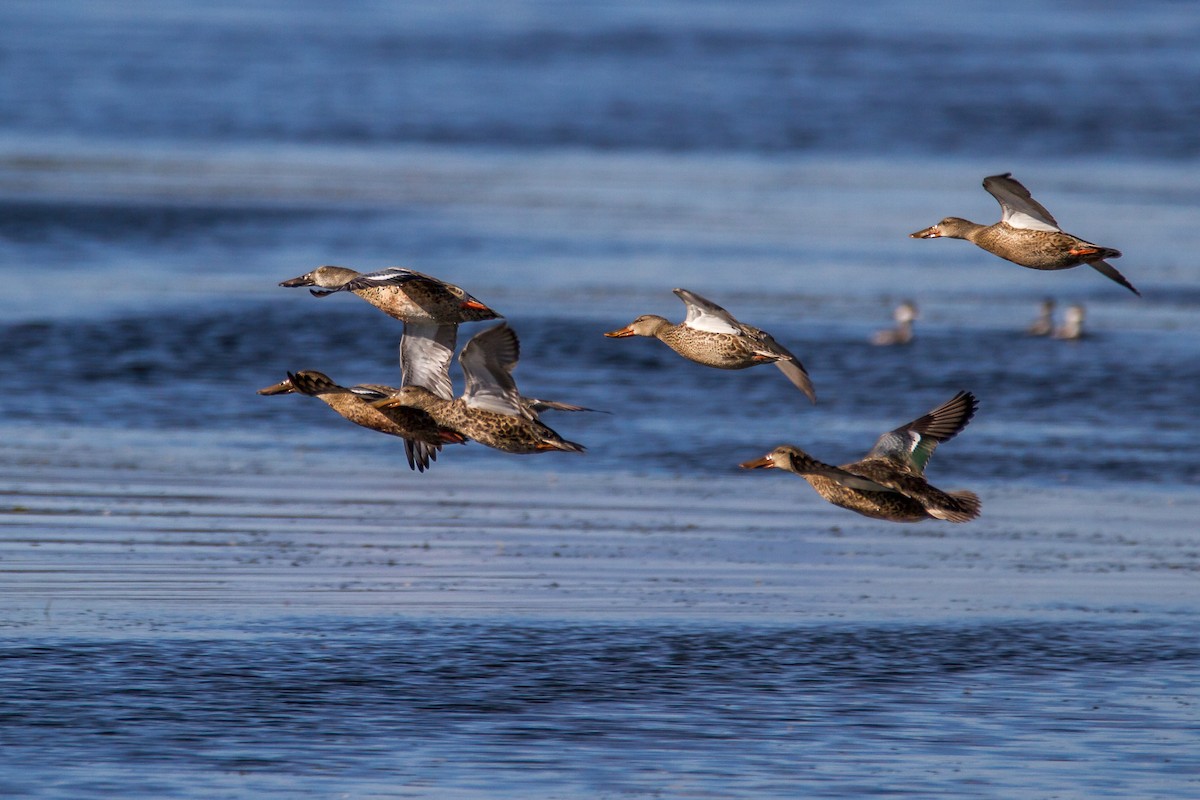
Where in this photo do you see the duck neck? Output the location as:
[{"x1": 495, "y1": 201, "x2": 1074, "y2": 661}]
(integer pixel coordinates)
[{"x1": 955, "y1": 220, "x2": 990, "y2": 243}]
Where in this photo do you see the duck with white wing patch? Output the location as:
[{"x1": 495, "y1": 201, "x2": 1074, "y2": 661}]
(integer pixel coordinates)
[{"x1": 604, "y1": 288, "x2": 816, "y2": 402}]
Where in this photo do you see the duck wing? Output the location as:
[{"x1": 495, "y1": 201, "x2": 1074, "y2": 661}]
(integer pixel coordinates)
[
  {"x1": 459, "y1": 322, "x2": 528, "y2": 418},
  {"x1": 744, "y1": 329, "x2": 816, "y2": 403},
  {"x1": 827, "y1": 467, "x2": 900, "y2": 493},
  {"x1": 339, "y1": 266, "x2": 434, "y2": 291},
  {"x1": 521, "y1": 398, "x2": 604, "y2": 415},
  {"x1": 348, "y1": 383, "x2": 396, "y2": 400},
  {"x1": 400, "y1": 321, "x2": 457, "y2": 400},
  {"x1": 673, "y1": 288, "x2": 742, "y2": 335},
  {"x1": 864, "y1": 390, "x2": 978, "y2": 475},
  {"x1": 848, "y1": 460, "x2": 982, "y2": 521},
  {"x1": 983, "y1": 173, "x2": 1061, "y2": 232}
]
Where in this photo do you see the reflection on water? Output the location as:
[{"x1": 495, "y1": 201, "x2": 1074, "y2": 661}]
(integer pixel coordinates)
[{"x1": 1, "y1": 619, "x2": 1197, "y2": 798}]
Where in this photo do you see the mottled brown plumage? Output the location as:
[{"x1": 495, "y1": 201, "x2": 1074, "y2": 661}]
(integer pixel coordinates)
[
  {"x1": 740, "y1": 391, "x2": 981, "y2": 523},
  {"x1": 910, "y1": 173, "x2": 1139, "y2": 295},
  {"x1": 374, "y1": 385, "x2": 585, "y2": 454},
  {"x1": 256, "y1": 370, "x2": 465, "y2": 472},
  {"x1": 279, "y1": 265, "x2": 501, "y2": 322},
  {"x1": 374, "y1": 322, "x2": 587, "y2": 455},
  {"x1": 604, "y1": 288, "x2": 816, "y2": 402}
]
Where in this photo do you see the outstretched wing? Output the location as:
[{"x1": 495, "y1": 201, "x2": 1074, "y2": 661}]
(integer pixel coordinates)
[
  {"x1": 673, "y1": 288, "x2": 741, "y2": 334},
  {"x1": 339, "y1": 266, "x2": 429, "y2": 292},
  {"x1": 400, "y1": 321, "x2": 457, "y2": 400},
  {"x1": 983, "y1": 173, "x2": 1060, "y2": 232},
  {"x1": 865, "y1": 390, "x2": 978, "y2": 475},
  {"x1": 522, "y1": 398, "x2": 605, "y2": 414},
  {"x1": 459, "y1": 322, "x2": 527, "y2": 418}
]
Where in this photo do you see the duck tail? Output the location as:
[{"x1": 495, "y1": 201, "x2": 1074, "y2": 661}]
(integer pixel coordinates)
[
  {"x1": 928, "y1": 490, "x2": 982, "y2": 523},
  {"x1": 773, "y1": 358, "x2": 817, "y2": 403},
  {"x1": 1088, "y1": 260, "x2": 1140, "y2": 296},
  {"x1": 537, "y1": 438, "x2": 586, "y2": 453},
  {"x1": 439, "y1": 429, "x2": 469, "y2": 445}
]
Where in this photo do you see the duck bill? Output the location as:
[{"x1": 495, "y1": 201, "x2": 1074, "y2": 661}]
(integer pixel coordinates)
[
  {"x1": 739, "y1": 455, "x2": 776, "y2": 470},
  {"x1": 909, "y1": 225, "x2": 942, "y2": 239},
  {"x1": 461, "y1": 298, "x2": 494, "y2": 312},
  {"x1": 603, "y1": 326, "x2": 636, "y2": 338},
  {"x1": 279, "y1": 274, "x2": 315, "y2": 288},
  {"x1": 257, "y1": 378, "x2": 296, "y2": 396}
]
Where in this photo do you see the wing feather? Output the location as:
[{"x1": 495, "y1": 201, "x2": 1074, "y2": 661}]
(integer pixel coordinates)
[
  {"x1": 673, "y1": 288, "x2": 742, "y2": 335},
  {"x1": 400, "y1": 321, "x2": 457, "y2": 400},
  {"x1": 983, "y1": 173, "x2": 1060, "y2": 232},
  {"x1": 865, "y1": 391, "x2": 978, "y2": 474},
  {"x1": 459, "y1": 323, "x2": 528, "y2": 417}
]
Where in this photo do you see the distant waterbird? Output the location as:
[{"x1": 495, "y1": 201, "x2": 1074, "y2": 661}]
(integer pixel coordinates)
[
  {"x1": 870, "y1": 301, "x2": 918, "y2": 346},
  {"x1": 1027, "y1": 298, "x2": 1056, "y2": 337},
  {"x1": 1052, "y1": 304, "x2": 1086, "y2": 340}
]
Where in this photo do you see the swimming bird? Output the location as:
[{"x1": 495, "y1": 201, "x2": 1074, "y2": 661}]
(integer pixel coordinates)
[
  {"x1": 870, "y1": 301, "x2": 918, "y2": 346},
  {"x1": 604, "y1": 288, "x2": 816, "y2": 402},
  {"x1": 740, "y1": 391, "x2": 981, "y2": 523},
  {"x1": 279, "y1": 265, "x2": 501, "y2": 323},
  {"x1": 1052, "y1": 304, "x2": 1086, "y2": 340},
  {"x1": 910, "y1": 173, "x2": 1139, "y2": 296},
  {"x1": 1027, "y1": 298, "x2": 1056, "y2": 336},
  {"x1": 256, "y1": 370, "x2": 466, "y2": 472},
  {"x1": 373, "y1": 322, "x2": 587, "y2": 454}
]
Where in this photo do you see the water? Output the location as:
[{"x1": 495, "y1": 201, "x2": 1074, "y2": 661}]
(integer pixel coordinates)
[
  {"x1": 1, "y1": 1, "x2": 1199, "y2": 797},
  {"x1": 3, "y1": 621, "x2": 1198, "y2": 798}
]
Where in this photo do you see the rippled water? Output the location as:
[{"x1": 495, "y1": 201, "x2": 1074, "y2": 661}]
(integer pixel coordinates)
[
  {"x1": 3, "y1": 620, "x2": 1198, "y2": 798},
  {"x1": 2, "y1": 1, "x2": 1197, "y2": 158},
  {"x1": 2, "y1": 299, "x2": 1198, "y2": 486},
  {"x1": 2, "y1": 1, "x2": 1199, "y2": 798}
]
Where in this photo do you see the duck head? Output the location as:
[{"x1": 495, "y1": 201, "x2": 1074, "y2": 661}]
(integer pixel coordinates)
[
  {"x1": 910, "y1": 217, "x2": 976, "y2": 240},
  {"x1": 279, "y1": 265, "x2": 361, "y2": 294},
  {"x1": 739, "y1": 445, "x2": 816, "y2": 474},
  {"x1": 604, "y1": 314, "x2": 669, "y2": 338}
]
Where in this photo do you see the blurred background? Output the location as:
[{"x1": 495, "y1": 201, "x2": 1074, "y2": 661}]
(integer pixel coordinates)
[
  {"x1": 2, "y1": 6, "x2": 1199, "y2": 798},
  {"x1": 0, "y1": 0, "x2": 1197, "y2": 479}
]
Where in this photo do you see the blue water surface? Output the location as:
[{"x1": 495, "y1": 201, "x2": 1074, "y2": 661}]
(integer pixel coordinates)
[{"x1": 1, "y1": 1, "x2": 1198, "y2": 798}]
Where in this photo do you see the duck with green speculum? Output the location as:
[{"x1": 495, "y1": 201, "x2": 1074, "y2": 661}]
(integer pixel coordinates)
[
  {"x1": 910, "y1": 173, "x2": 1139, "y2": 296},
  {"x1": 740, "y1": 391, "x2": 981, "y2": 523},
  {"x1": 604, "y1": 288, "x2": 817, "y2": 402}
]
